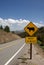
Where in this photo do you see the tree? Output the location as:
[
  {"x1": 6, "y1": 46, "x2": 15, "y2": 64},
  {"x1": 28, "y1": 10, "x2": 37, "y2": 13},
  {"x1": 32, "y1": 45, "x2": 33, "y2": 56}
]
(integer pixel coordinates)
[
  {"x1": 36, "y1": 27, "x2": 44, "y2": 46},
  {"x1": 4, "y1": 26, "x2": 10, "y2": 32},
  {"x1": 0, "y1": 25, "x2": 3, "y2": 30}
]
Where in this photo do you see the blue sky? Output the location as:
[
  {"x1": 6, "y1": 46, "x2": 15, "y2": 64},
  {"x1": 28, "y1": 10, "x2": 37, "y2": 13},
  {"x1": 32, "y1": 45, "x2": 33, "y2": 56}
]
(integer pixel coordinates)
[{"x1": 0, "y1": 0, "x2": 44, "y2": 31}]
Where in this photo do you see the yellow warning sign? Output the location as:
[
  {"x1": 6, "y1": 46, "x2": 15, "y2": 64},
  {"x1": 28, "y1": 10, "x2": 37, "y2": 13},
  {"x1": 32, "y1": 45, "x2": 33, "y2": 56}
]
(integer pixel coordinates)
[
  {"x1": 24, "y1": 22, "x2": 38, "y2": 36},
  {"x1": 25, "y1": 37, "x2": 37, "y2": 44}
]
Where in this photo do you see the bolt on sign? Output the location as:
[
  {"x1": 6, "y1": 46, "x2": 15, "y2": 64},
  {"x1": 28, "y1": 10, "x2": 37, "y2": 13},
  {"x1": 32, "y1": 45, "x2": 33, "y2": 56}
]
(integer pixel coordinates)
[
  {"x1": 25, "y1": 37, "x2": 37, "y2": 44},
  {"x1": 24, "y1": 22, "x2": 38, "y2": 36}
]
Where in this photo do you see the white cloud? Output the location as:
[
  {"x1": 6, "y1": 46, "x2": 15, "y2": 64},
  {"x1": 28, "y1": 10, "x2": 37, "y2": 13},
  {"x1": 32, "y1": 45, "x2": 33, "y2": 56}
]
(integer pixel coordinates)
[
  {"x1": 0, "y1": 18, "x2": 10, "y2": 26},
  {"x1": 33, "y1": 22, "x2": 44, "y2": 27},
  {"x1": 0, "y1": 17, "x2": 44, "y2": 31},
  {"x1": 7, "y1": 18, "x2": 29, "y2": 24},
  {"x1": 7, "y1": 19, "x2": 16, "y2": 23}
]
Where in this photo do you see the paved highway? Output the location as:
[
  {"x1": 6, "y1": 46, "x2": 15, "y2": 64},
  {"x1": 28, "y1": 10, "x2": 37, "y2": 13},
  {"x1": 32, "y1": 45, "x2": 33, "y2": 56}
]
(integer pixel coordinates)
[
  {"x1": 0, "y1": 39, "x2": 44, "y2": 65},
  {"x1": 0, "y1": 39, "x2": 26, "y2": 65}
]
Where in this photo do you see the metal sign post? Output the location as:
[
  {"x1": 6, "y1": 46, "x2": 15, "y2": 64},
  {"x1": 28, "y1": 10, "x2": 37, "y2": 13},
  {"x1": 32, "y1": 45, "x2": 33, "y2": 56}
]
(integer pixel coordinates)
[{"x1": 30, "y1": 43, "x2": 32, "y2": 59}]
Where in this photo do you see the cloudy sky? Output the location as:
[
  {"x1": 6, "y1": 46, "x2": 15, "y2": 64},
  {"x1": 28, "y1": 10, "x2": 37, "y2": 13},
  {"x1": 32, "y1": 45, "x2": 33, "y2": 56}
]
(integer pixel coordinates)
[{"x1": 0, "y1": 0, "x2": 44, "y2": 31}]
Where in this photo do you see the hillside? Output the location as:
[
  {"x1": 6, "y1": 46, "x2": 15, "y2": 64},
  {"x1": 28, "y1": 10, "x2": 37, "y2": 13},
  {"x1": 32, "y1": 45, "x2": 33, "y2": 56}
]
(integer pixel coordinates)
[{"x1": 0, "y1": 29, "x2": 20, "y2": 44}]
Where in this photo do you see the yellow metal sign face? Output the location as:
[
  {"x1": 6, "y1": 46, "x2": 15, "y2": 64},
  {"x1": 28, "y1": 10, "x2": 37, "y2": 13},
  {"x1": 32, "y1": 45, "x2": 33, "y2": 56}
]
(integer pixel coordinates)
[
  {"x1": 25, "y1": 37, "x2": 37, "y2": 44},
  {"x1": 24, "y1": 22, "x2": 38, "y2": 36}
]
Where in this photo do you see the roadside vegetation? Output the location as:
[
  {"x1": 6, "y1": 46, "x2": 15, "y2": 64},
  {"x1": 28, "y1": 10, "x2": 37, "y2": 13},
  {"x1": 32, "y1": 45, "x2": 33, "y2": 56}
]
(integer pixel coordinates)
[
  {"x1": 36, "y1": 27, "x2": 44, "y2": 50},
  {"x1": 0, "y1": 25, "x2": 10, "y2": 32}
]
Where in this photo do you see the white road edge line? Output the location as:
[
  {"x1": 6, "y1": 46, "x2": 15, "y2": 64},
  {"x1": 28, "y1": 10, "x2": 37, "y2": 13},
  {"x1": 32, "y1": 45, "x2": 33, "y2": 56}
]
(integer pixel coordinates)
[{"x1": 4, "y1": 43, "x2": 25, "y2": 65}]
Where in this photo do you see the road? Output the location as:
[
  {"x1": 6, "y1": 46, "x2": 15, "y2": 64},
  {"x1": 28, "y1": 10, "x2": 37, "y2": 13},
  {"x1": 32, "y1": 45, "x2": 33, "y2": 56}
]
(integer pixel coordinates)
[
  {"x1": 0, "y1": 39, "x2": 44, "y2": 65},
  {"x1": 0, "y1": 39, "x2": 26, "y2": 65}
]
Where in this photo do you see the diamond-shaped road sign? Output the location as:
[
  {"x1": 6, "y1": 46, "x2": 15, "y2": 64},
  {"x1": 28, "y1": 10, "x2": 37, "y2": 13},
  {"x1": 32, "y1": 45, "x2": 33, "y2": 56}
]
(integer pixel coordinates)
[
  {"x1": 25, "y1": 37, "x2": 37, "y2": 44},
  {"x1": 24, "y1": 22, "x2": 38, "y2": 36}
]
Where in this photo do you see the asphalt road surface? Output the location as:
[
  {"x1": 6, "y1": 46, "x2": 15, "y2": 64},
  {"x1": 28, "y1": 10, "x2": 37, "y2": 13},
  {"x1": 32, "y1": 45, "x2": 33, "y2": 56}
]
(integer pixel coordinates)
[
  {"x1": 0, "y1": 39, "x2": 44, "y2": 65},
  {"x1": 0, "y1": 39, "x2": 26, "y2": 65}
]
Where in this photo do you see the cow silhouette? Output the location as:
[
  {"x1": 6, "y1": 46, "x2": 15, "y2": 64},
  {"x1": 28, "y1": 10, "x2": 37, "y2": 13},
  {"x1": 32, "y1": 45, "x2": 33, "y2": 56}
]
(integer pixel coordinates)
[{"x1": 27, "y1": 27, "x2": 35, "y2": 31}]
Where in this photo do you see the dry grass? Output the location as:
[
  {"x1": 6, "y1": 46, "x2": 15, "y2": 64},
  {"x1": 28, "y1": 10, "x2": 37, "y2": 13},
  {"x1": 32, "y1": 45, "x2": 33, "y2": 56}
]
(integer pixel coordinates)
[{"x1": 0, "y1": 30, "x2": 20, "y2": 44}]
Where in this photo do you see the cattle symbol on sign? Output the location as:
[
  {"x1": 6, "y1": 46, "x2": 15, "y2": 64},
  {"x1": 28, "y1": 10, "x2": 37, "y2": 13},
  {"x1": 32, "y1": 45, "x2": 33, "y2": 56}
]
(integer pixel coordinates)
[
  {"x1": 24, "y1": 22, "x2": 38, "y2": 36},
  {"x1": 27, "y1": 27, "x2": 35, "y2": 31}
]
